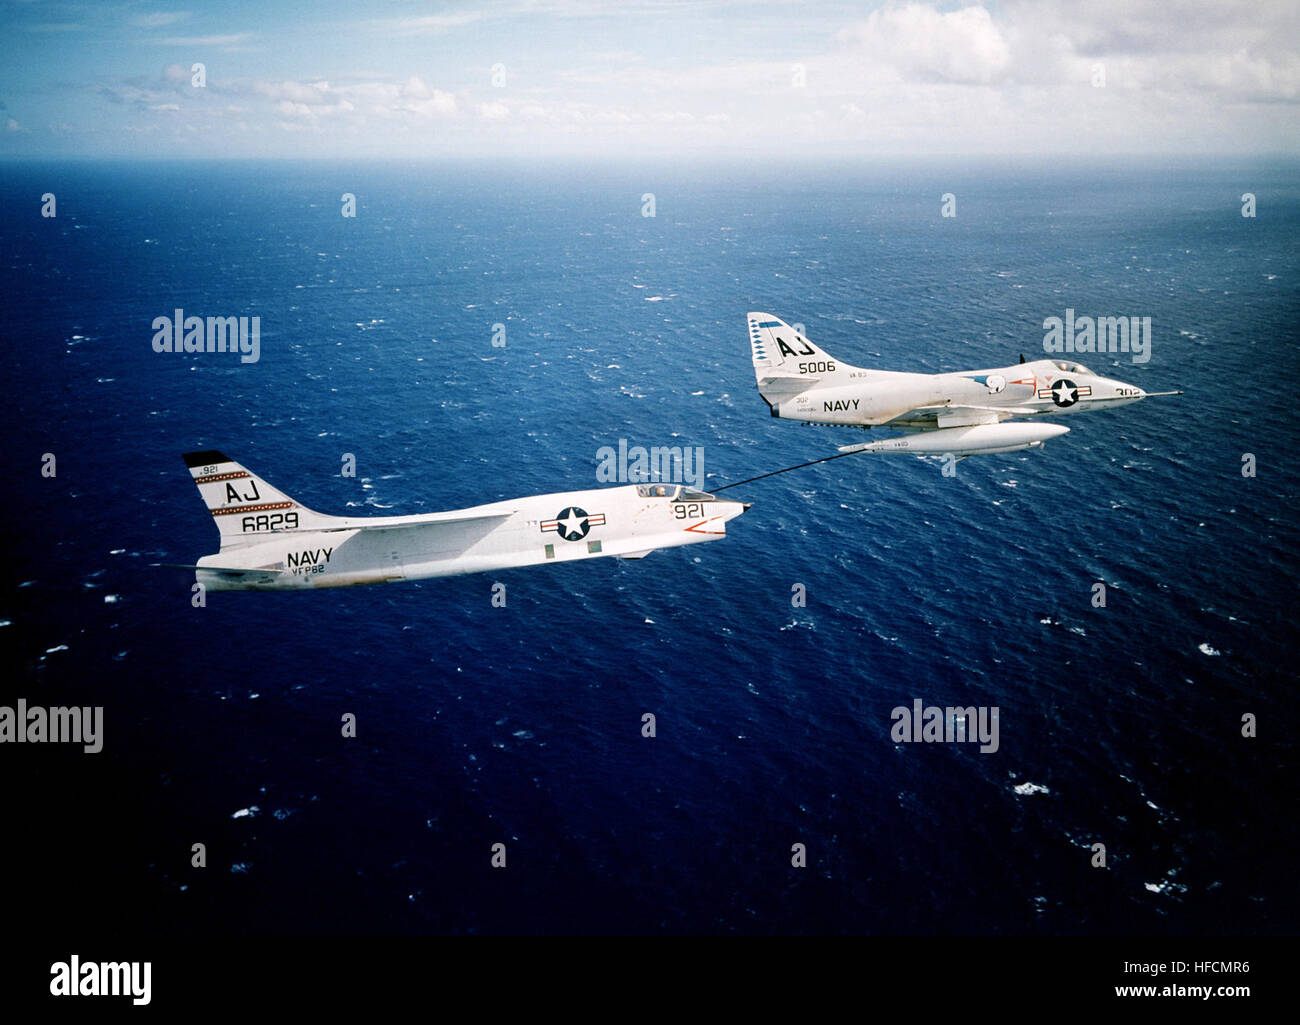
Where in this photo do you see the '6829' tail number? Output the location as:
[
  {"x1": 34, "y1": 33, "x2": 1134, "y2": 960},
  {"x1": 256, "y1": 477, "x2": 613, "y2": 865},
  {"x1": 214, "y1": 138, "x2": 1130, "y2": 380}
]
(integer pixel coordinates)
[{"x1": 242, "y1": 511, "x2": 299, "y2": 533}]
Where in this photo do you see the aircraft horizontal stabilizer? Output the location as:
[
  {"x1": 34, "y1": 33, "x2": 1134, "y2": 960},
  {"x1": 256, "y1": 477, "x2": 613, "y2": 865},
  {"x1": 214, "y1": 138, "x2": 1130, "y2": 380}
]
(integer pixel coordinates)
[{"x1": 156, "y1": 563, "x2": 286, "y2": 578}]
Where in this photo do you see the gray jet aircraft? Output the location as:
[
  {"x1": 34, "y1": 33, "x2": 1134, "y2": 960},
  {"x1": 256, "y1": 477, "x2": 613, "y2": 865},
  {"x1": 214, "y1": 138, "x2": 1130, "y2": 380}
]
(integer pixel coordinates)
[
  {"x1": 177, "y1": 451, "x2": 746, "y2": 591},
  {"x1": 748, "y1": 313, "x2": 1179, "y2": 457}
]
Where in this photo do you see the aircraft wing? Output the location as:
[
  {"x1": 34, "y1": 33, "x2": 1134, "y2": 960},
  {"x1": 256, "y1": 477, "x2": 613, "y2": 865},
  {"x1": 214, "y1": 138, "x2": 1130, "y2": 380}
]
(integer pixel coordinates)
[
  {"x1": 883, "y1": 404, "x2": 1040, "y2": 430},
  {"x1": 314, "y1": 509, "x2": 515, "y2": 533},
  {"x1": 346, "y1": 511, "x2": 517, "y2": 563}
]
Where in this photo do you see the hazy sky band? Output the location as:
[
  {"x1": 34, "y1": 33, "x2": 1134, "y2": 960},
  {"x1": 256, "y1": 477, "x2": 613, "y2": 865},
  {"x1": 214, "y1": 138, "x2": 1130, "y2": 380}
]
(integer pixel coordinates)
[{"x1": 1, "y1": 0, "x2": 1296, "y2": 158}]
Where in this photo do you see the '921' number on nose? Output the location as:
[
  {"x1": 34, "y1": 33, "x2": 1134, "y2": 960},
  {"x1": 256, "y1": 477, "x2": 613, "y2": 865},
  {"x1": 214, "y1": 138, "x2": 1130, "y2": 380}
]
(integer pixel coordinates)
[{"x1": 672, "y1": 503, "x2": 704, "y2": 519}]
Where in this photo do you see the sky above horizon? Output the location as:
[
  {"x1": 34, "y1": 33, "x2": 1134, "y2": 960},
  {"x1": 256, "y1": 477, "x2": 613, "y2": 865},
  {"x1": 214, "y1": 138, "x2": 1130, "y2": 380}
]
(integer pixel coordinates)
[{"x1": 1, "y1": 0, "x2": 1297, "y2": 160}]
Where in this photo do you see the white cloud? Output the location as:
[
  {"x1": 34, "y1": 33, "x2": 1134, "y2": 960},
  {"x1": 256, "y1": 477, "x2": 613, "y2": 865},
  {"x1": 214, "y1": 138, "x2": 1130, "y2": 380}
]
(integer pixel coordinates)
[
  {"x1": 256, "y1": 80, "x2": 334, "y2": 104},
  {"x1": 154, "y1": 33, "x2": 255, "y2": 47},
  {"x1": 402, "y1": 76, "x2": 431, "y2": 99},
  {"x1": 23, "y1": 0, "x2": 1297, "y2": 157},
  {"x1": 400, "y1": 91, "x2": 458, "y2": 117},
  {"x1": 386, "y1": 12, "x2": 488, "y2": 35},
  {"x1": 132, "y1": 12, "x2": 190, "y2": 29},
  {"x1": 250, "y1": 77, "x2": 458, "y2": 121},
  {"x1": 838, "y1": 5, "x2": 1012, "y2": 85}
]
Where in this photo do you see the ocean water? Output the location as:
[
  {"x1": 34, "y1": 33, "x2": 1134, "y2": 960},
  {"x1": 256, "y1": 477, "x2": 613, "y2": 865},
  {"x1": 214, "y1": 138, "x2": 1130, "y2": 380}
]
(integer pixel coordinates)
[{"x1": 1, "y1": 158, "x2": 1297, "y2": 935}]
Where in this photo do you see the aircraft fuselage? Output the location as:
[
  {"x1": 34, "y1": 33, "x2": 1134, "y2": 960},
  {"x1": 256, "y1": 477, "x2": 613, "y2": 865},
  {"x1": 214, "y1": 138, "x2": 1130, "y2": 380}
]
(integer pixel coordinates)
[
  {"x1": 767, "y1": 359, "x2": 1148, "y2": 427},
  {"x1": 190, "y1": 470, "x2": 746, "y2": 592}
]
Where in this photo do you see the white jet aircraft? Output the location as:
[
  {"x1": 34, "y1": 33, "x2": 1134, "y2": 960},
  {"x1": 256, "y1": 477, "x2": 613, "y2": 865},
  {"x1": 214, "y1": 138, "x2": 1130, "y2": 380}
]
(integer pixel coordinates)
[
  {"x1": 747, "y1": 313, "x2": 1179, "y2": 457},
  {"x1": 177, "y1": 451, "x2": 746, "y2": 591}
]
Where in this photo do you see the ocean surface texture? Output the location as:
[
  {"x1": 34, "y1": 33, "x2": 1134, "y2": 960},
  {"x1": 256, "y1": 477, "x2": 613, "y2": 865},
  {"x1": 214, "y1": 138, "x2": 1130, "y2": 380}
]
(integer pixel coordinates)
[{"x1": 2, "y1": 159, "x2": 1296, "y2": 935}]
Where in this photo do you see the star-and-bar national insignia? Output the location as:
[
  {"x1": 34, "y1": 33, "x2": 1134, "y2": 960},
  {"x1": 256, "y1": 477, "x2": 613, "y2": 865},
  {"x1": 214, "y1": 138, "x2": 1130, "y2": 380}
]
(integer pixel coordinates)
[
  {"x1": 541, "y1": 507, "x2": 606, "y2": 542},
  {"x1": 1039, "y1": 378, "x2": 1092, "y2": 407}
]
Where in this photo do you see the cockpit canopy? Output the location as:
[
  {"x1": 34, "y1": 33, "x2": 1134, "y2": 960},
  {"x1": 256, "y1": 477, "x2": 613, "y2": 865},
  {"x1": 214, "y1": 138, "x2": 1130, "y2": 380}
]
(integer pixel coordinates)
[
  {"x1": 637, "y1": 483, "x2": 677, "y2": 499},
  {"x1": 636, "y1": 484, "x2": 714, "y2": 501},
  {"x1": 1053, "y1": 360, "x2": 1093, "y2": 375}
]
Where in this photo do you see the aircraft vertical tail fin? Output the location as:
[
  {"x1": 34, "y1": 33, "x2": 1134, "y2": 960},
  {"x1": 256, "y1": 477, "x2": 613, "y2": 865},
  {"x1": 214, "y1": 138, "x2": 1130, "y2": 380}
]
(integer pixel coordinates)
[
  {"x1": 747, "y1": 312, "x2": 860, "y2": 407},
  {"x1": 183, "y1": 451, "x2": 341, "y2": 549}
]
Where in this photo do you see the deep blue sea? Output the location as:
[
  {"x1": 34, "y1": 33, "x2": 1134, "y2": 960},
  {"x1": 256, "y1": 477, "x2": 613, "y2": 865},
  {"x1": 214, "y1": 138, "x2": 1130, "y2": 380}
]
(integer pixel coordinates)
[{"x1": 2, "y1": 158, "x2": 1297, "y2": 935}]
